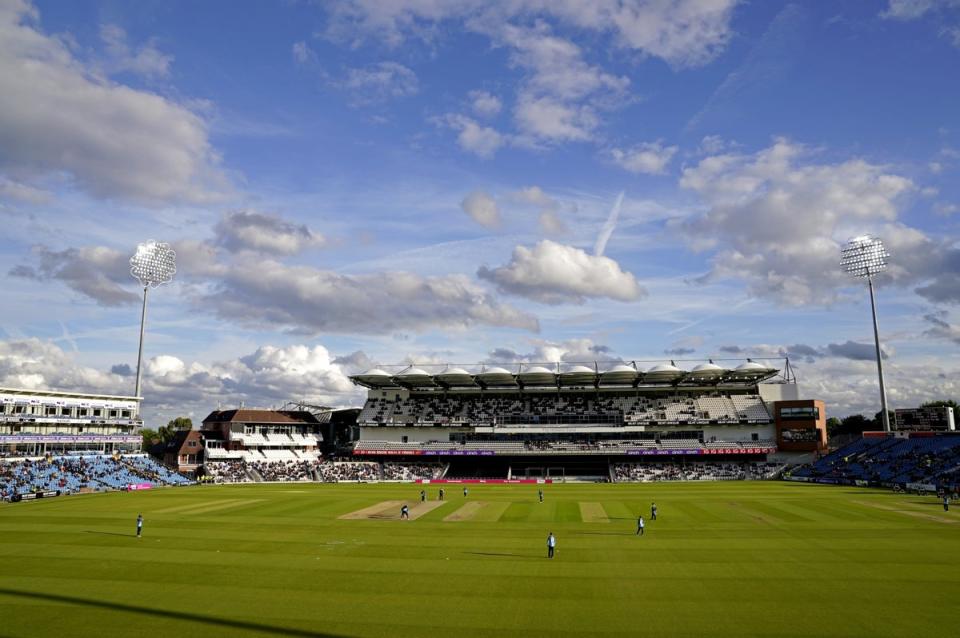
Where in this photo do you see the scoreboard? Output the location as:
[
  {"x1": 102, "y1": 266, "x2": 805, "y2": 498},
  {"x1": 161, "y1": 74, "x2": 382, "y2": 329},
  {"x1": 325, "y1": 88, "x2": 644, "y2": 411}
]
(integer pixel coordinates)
[{"x1": 894, "y1": 407, "x2": 956, "y2": 431}]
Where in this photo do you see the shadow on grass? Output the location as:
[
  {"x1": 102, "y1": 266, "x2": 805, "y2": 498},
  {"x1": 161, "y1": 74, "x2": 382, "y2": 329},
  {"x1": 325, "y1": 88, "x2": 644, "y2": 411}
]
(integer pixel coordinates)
[
  {"x1": 84, "y1": 530, "x2": 136, "y2": 538},
  {"x1": 0, "y1": 588, "x2": 346, "y2": 638},
  {"x1": 463, "y1": 551, "x2": 522, "y2": 558}
]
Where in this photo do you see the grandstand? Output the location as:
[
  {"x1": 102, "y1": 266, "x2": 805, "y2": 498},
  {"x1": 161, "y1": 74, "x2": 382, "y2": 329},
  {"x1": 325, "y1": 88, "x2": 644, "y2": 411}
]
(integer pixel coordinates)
[
  {"x1": 0, "y1": 387, "x2": 142, "y2": 457},
  {"x1": 787, "y1": 432, "x2": 960, "y2": 491},
  {"x1": 349, "y1": 359, "x2": 824, "y2": 480},
  {"x1": 0, "y1": 453, "x2": 192, "y2": 501}
]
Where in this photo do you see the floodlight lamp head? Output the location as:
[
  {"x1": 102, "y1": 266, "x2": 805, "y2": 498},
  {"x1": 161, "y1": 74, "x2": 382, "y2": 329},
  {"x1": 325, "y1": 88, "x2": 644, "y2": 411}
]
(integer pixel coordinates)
[
  {"x1": 841, "y1": 235, "x2": 888, "y2": 279},
  {"x1": 130, "y1": 240, "x2": 176, "y2": 288}
]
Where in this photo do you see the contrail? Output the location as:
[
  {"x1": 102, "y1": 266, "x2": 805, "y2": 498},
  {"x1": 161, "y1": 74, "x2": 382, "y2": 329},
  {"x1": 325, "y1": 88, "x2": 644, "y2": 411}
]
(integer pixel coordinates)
[{"x1": 594, "y1": 191, "x2": 624, "y2": 256}]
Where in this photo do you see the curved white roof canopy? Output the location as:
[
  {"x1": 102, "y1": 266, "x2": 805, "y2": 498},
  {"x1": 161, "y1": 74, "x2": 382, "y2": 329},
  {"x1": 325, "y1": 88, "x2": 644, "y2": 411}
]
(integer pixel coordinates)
[
  {"x1": 645, "y1": 363, "x2": 685, "y2": 381},
  {"x1": 599, "y1": 364, "x2": 639, "y2": 385},
  {"x1": 688, "y1": 363, "x2": 726, "y2": 378},
  {"x1": 476, "y1": 366, "x2": 517, "y2": 386},
  {"x1": 435, "y1": 367, "x2": 475, "y2": 386},
  {"x1": 397, "y1": 367, "x2": 435, "y2": 386},
  {"x1": 735, "y1": 361, "x2": 775, "y2": 375},
  {"x1": 518, "y1": 366, "x2": 556, "y2": 385},
  {"x1": 353, "y1": 368, "x2": 395, "y2": 387},
  {"x1": 560, "y1": 365, "x2": 597, "y2": 385}
]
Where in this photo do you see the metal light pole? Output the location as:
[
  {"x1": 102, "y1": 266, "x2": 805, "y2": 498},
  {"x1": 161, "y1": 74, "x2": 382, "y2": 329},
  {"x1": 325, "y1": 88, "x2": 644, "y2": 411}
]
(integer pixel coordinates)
[
  {"x1": 841, "y1": 235, "x2": 891, "y2": 432},
  {"x1": 129, "y1": 241, "x2": 176, "y2": 399}
]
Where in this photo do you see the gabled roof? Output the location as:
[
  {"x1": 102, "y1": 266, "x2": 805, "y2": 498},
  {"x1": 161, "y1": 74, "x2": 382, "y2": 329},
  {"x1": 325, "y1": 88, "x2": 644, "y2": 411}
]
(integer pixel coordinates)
[{"x1": 201, "y1": 409, "x2": 320, "y2": 425}]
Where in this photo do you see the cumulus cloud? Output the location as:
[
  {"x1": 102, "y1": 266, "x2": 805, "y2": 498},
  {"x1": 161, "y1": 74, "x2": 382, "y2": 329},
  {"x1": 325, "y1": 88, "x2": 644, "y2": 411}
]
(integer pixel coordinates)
[
  {"x1": 485, "y1": 338, "x2": 618, "y2": 364},
  {"x1": 609, "y1": 141, "x2": 678, "y2": 174},
  {"x1": 436, "y1": 114, "x2": 505, "y2": 158},
  {"x1": 469, "y1": 89, "x2": 502, "y2": 117},
  {"x1": 292, "y1": 40, "x2": 318, "y2": 65},
  {"x1": 331, "y1": 2, "x2": 738, "y2": 150},
  {"x1": 0, "y1": 337, "x2": 364, "y2": 421},
  {"x1": 923, "y1": 310, "x2": 960, "y2": 344},
  {"x1": 826, "y1": 340, "x2": 889, "y2": 361},
  {"x1": 510, "y1": 186, "x2": 566, "y2": 234},
  {"x1": 460, "y1": 190, "x2": 500, "y2": 228},
  {"x1": 341, "y1": 61, "x2": 418, "y2": 104},
  {"x1": 198, "y1": 259, "x2": 539, "y2": 334},
  {"x1": 215, "y1": 210, "x2": 325, "y2": 255},
  {"x1": 99, "y1": 23, "x2": 172, "y2": 78},
  {"x1": 10, "y1": 245, "x2": 137, "y2": 306},
  {"x1": 679, "y1": 138, "x2": 921, "y2": 305},
  {"x1": 477, "y1": 239, "x2": 645, "y2": 304},
  {"x1": 326, "y1": 1, "x2": 739, "y2": 68},
  {"x1": 0, "y1": 1, "x2": 227, "y2": 204},
  {"x1": 882, "y1": 1, "x2": 960, "y2": 47}
]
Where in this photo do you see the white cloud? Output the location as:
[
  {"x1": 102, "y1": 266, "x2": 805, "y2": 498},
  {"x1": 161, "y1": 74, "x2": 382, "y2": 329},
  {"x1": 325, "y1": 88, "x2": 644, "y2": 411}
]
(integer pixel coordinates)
[
  {"x1": 99, "y1": 23, "x2": 172, "y2": 78},
  {"x1": 513, "y1": 89, "x2": 599, "y2": 144},
  {"x1": 679, "y1": 138, "x2": 917, "y2": 305},
  {"x1": 609, "y1": 141, "x2": 678, "y2": 175},
  {"x1": 0, "y1": 176, "x2": 50, "y2": 204},
  {"x1": 0, "y1": 337, "x2": 364, "y2": 421},
  {"x1": 436, "y1": 113, "x2": 505, "y2": 158},
  {"x1": 0, "y1": 1, "x2": 227, "y2": 204},
  {"x1": 478, "y1": 239, "x2": 645, "y2": 304},
  {"x1": 469, "y1": 89, "x2": 502, "y2": 117},
  {"x1": 509, "y1": 186, "x2": 566, "y2": 234},
  {"x1": 342, "y1": 61, "x2": 418, "y2": 104},
  {"x1": 215, "y1": 210, "x2": 326, "y2": 255},
  {"x1": 486, "y1": 338, "x2": 619, "y2": 364},
  {"x1": 9, "y1": 244, "x2": 138, "y2": 306},
  {"x1": 327, "y1": 1, "x2": 739, "y2": 68},
  {"x1": 882, "y1": 0, "x2": 960, "y2": 47},
  {"x1": 461, "y1": 190, "x2": 500, "y2": 228},
  {"x1": 538, "y1": 210, "x2": 567, "y2": 235},
  {"x1": 199, "y1": 258, "x2": 539, "y2": 334},
  {"x1": 882, "y1": 0, "x2": 960, "y2": 19},
  {"x1": 292, "y1": 40, "x2": 318, "y2": 65}
]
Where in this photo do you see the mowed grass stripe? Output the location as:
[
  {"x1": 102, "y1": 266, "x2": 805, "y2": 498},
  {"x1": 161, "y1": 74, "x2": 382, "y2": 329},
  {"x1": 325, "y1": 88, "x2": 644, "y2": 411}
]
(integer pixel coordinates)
[
  {"x1": 2, "y1": 482, "x2": 958, "y2": 638},
  {"x1": 579, "y1": 502, "x2": 609, "y2": 523}
]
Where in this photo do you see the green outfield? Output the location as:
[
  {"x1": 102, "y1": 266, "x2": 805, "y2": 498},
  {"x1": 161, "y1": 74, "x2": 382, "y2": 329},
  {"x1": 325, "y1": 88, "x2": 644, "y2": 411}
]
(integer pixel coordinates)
[{"x1": 1, "y1": 482, "x2": 957, "y2": 638}]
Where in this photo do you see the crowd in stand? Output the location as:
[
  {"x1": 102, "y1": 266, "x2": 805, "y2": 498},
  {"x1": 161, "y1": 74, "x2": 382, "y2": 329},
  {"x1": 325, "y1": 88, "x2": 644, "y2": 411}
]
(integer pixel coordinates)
[
  {"x1": 249, "y1": 460, "x2": 316, "y2": 482},
  {"x1": 1, "y1": 455, "x2": 193, "y2": 500},
  {"x1": 790, "y1": 436, "x2": 960, "y2": 489},
  {"x1": 205, "y1": 461, "x2": 252, "y2": 483},
  {"x1": 360, "y1": 392, "x2": 769, "y2": 426},
  {"x1": 316, "y1": 461, "x2": 380, "y2": 482},
  {"x1": 202, "y1": 459, "x2": 383, "y2": 483},
  {"x1": 381, "y1": 462, "x2": 443, "y2": 480},
  {"x1": 613, "y1": 462, "x2": 784, "y2": 482}
]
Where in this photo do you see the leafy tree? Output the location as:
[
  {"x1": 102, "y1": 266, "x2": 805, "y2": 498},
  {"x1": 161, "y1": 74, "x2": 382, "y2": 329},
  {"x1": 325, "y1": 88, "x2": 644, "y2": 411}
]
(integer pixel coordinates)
[
  {"x1": 836, "y1": 414, "x2": 875, "y2": 436},
  {"x1": 826, "y1": 417, "x2": 842, "y2": 436},
  {"x1": 140, "y1": 427, "x2": 160, "y2": 447},
  {"x1": 157, "y1": 417, "x2": 193, "y2": 444}
]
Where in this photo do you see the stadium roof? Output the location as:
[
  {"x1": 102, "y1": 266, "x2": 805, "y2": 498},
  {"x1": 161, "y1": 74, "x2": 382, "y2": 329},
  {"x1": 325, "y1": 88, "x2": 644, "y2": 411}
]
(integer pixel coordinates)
[
  {"x1": 349, "y1": 360, "x2": 783, "y2": 389},
  {"x1": 201, "y1": 409, "x2": 321, "y2": 425}
]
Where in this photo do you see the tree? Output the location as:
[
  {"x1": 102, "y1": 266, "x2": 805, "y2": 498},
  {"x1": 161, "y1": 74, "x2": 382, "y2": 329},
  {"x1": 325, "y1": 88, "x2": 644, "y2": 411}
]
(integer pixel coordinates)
[
  {"x1": 836, "y1": 414, "x2": 875, "y2": 436},
  {"x1": 826, "y1": 417, "x2": 842, "y2": 437},
  {"x1": 140, "y1": 427, "x2": 160, "y2": 447},
  {"x1": 157, "y1": 417, "x2": 193, "y2": 444}
]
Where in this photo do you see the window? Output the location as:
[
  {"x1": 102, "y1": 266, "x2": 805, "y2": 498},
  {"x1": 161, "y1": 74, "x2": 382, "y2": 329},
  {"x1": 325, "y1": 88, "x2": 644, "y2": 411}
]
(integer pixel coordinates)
[
  {"x1": 779, "y1": 406, "x2": 819, "y2": 420},
  {"x1": 751, "y1": 433, "x2": 759, "y2": 441}
]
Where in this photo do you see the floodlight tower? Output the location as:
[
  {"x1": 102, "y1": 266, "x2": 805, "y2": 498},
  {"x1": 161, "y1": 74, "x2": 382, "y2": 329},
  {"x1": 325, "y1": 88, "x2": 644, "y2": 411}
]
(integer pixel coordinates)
[
  {"x1": 840, "y1": 235, "x2": 891, "y2": 432},
  {"x1": 129, "y1": 241, "x2": 176, "y2": 400}
]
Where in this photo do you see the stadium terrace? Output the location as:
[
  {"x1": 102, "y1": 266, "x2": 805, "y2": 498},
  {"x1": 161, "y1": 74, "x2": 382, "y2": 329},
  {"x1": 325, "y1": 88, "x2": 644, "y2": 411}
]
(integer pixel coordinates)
[{"x1": 348, "y1": 359, "x2": 827, "y2": 480}]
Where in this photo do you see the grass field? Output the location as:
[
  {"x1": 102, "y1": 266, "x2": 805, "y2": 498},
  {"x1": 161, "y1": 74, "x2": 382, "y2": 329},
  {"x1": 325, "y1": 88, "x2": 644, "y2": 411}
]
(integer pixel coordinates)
[{"x1": 1, "y1": 482, "x2": 957, "y2": 638}]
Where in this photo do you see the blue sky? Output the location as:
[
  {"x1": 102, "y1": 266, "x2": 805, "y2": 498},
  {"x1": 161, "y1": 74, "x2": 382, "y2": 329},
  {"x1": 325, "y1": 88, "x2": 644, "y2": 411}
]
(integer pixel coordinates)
[{"x1": 2, "y1": 0, "x2": 960, "y2": 422}]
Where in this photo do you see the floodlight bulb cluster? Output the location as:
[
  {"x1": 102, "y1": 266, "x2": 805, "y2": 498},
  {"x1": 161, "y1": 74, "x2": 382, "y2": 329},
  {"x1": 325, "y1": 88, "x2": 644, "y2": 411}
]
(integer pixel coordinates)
[
  {"x1": 130, "y1": 241, "x2": 176, "y2": 288},
  {"x1": 840, "y1": 235, "x2": 888, "y2": 278}
]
